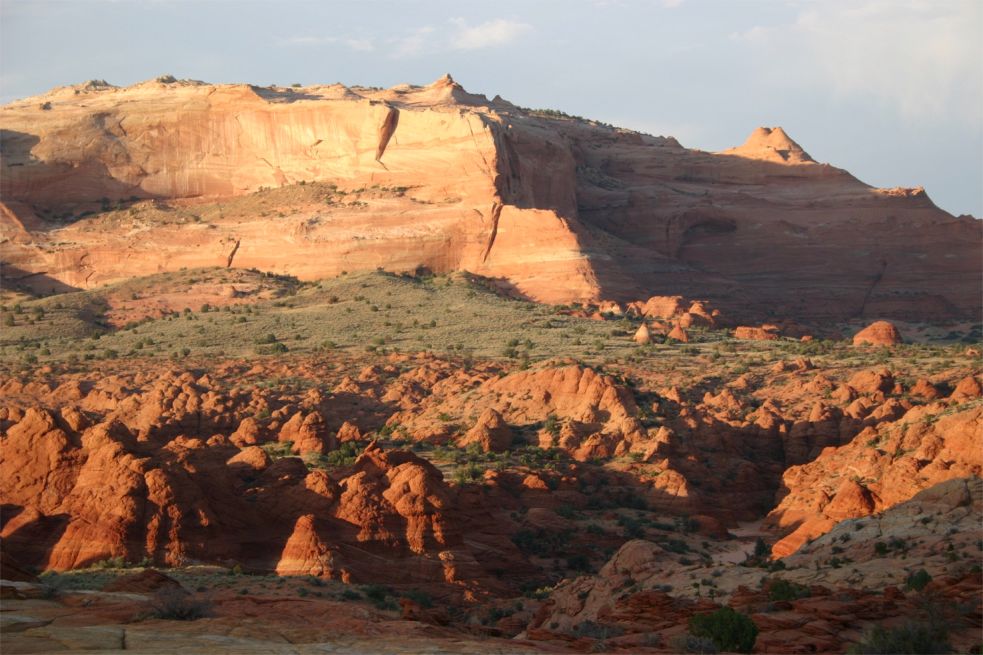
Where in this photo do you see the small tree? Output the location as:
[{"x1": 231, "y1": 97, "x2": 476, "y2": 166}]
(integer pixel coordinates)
[{"x1": 689, "y1": 607, "x2": 758, "y2": 654}]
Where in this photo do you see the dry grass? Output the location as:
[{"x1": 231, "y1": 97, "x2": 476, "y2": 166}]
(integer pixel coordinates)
[{"x1": 0, "y1": 267, "x2": 975, "y2": 378}]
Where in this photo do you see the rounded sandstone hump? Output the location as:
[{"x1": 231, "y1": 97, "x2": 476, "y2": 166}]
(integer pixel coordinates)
[
  {"x1": 852, "y1": 321, "x2": 903, "y2": 346},
  {"x1": 101, "y1": 569, "x2": 182, "y2": 593},
  {"x1": 723, "y1": 126, "x2": 815, "y2": 164},
  {"x1": 633, "y1": 323, "x2": 652, "y2": 345},
  {"x1": 458, "y1": 408, "x2": 513, "y2": 452}
]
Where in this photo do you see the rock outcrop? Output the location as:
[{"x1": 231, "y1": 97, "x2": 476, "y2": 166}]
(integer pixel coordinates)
[
  {"x1": 458, "y1": 408, "x2": 513, "y2": 452},
  {"x1": 852, "y1": 321, "x2": 903, "y2": 346},
  {"x1": 1, "y1": 76, "x2": 978, "y2": 321},
  {"x1": 766, "y1": 402, "x2": 982, "y2": 557}
]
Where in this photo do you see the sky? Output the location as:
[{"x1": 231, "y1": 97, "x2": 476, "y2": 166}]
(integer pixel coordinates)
[{"x1": 2, "y1": 0, "x2": 981, "y2": 216}]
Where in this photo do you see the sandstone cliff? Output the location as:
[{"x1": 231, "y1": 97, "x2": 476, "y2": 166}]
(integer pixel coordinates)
[{"x1": 1, "y1": 75, "x2": 979, "y2": 320}]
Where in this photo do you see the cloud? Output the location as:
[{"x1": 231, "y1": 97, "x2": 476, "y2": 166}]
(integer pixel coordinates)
[
  {"x1": 448, "y1": 18, "x2": 531, "y2": 50},
  {"x1": 730, "y1": 0, "x2": 982, "y2": 125},
  {"x1": 391, "y1": 26, "x2": 435, "y2": 58},
  {"x1": 344, "y1": 38, "x2": 374, "y2": 52},
  {"x1": 279, "y1": 35, "x2": 375, "y2": 52}
]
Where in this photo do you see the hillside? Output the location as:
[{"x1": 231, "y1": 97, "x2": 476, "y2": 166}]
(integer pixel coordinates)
[{"x1": 1, "y1": 75, "x2": 979, "y2": 322}]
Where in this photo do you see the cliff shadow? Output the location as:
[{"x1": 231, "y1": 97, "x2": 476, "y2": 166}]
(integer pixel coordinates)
[{"x1": 0, "y1": 264, "x2": 81, "y2": 295}]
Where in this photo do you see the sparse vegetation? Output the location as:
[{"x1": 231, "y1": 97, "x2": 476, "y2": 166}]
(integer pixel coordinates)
[
  {"x1": 149, "y1": 588, "x2": 211, "y2": 621},
  {"x1": 688, "y1": 607, "x2": 758, "y2": 654},
  {"x1": 847, "y1": 622, "x2": 951, "y2": 654}
]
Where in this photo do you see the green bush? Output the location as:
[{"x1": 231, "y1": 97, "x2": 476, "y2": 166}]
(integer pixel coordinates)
[
  {"x1": 401, "y1": 589, "x2": 433, "y2": 608},
  {"x1": 846, "y1": 622, "x2": 950, "y2": 654},
  {"x1": 905, "y1": 569, "x2": 932, "y2": 592},
  {"x1": 688, "y1": 607, "x2": 758, "y2": 654},
  {"x1": 362, "y1": 584, "x2": 397, "y2": 610},
  {"x1": 767, "y1": 578, "x2": 811, "y2": 601},
  {"x1": 324, "y1": 442, "x2": 360, "y2": 467}
]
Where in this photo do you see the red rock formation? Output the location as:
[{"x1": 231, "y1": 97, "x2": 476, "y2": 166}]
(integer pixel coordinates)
[
  {"x1": 1, "y1": 77, "x2": 978, "y2": 321},
  {"x1": 909, "y1": 378, "x2": 941, "y2": 400},
  {"x1": 852, "y1": 321, "x2": 903, "y2": 346},
  {"x1": 458, "y1": 408, "x2": 512, "y2": 452},
  {"x1": 951, "y1": 375, "x2": 982, "y2": 400},
  {"x1": 279, "y1": 411, "x2": 336, "y2": 456},
  {"x1": 667, "y1": 324, "x2": 689, "y2": 342},
  {"x1": 766, "y1": 402, "x2": 982, "y2": 556},
  {"x1": 734, "y1": 325, "x2": 780, "y2": 340},
  {"x1": 844, "y1": 369, "x2": 893, "y2": 396},
  {"x1": 635, "y1": 295, "x2": 686, "y2": 318},
  {"x1": 275, "y1": 514, "x2": 341, "y2": 578}
]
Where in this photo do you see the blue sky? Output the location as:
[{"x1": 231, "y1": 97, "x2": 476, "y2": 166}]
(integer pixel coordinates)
[{"x1": 2, "y1": 0, "x2": 981, "y2": 216}]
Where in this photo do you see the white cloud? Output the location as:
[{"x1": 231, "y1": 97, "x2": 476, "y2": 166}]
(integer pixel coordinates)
[
  {"x1": 731, "y1": 0, "x2": 982, "y2": 125},
  {"x1": 662, "y1": 0, "x2": 684, "y2": 8},
  {"x1": 391, "y1": 26, "x2": 435, "y2": 58},
  {"x1": 279, "y1": 35, "x2": 375, "y2": 52},
  {"x1": 448, "y1": 18, "x2": 532, "y2": 51},
  {"x1": 344, "y1": 38, "x2": 374, "y2": 52}
]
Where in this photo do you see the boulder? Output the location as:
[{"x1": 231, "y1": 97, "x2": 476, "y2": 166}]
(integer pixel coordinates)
[{"x1": 852, "y1": 321, "x2": 902, "y2": 346}]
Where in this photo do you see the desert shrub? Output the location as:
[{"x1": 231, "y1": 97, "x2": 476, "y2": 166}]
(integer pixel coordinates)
[
  {"x1": 401, "y1": 589, "x2": 433, "y2": 608},
  {"x1": 767, "y1": 578, "x2": 811, "y2": 601},
  {"x1": 362, "y1": 584, "x2": 397, "y2": 610},
  {"x1": 38, "y1": 573, "x2": 67, "y2": 599},
  {"x1": 150, "y1": 588, "x2": 211, "y2": 620},
  {"x1": 322, "y1": 441, "x2": 359, "y2": 467},
  {"x1": 512, "y1": 528, "x2": 573, "y2": 557},
  {"x1": 90, "y1": 556, "x2": 126, "y2": 569},
  {"x1": 572, "y1": 620, "x2": 624, "y2": 640},
  {"x1": 254, "y1": 341, "x2": 288, "y2": 355},
  {"x1": 688, "y1": 607, "x2": 758, "y2": 654},
  {"x1": 454, "y1": 462, "x2": 484, "y2": 484},
  {"x1": 905, "y1": 569, "x2": 932, "y2": 592},
  {"x1": 846, "y1": 622, "x2": 950, "y2": 654}
]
